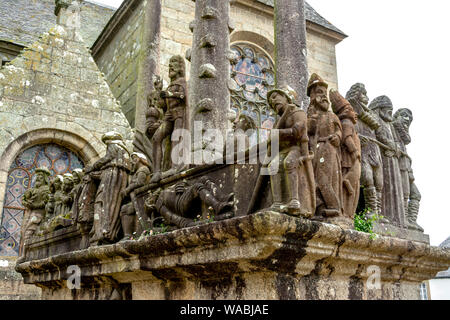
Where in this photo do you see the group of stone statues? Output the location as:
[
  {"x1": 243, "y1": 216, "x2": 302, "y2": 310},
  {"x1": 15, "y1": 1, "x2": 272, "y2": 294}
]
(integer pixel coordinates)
[
  {"x1": 251, "y1": 73, "x2": 421, "y2": 232},
  {"x1": 253, "y1": 74, "x2": 361, "y2": 227},
  {"x1": 346, "y1": 84, "x2": 422, "y2": 231},
  {"x1": 19, "y1": 54, "x2": 423, "y2": 254}
]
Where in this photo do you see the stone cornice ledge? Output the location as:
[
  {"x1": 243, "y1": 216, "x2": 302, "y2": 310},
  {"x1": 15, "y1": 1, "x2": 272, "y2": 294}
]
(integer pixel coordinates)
[{"x1": 16, "y1": 211, "x2": 450, "y2": 285}]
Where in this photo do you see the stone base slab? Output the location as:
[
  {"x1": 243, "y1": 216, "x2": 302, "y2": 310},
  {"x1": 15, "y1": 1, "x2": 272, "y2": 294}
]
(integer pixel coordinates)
[
  {"x1": 373, "y1": 222, "x2": 430, "y2": 244},
  {"x1": 15, "y1": 212, "x2": 450, "y2": 300}
]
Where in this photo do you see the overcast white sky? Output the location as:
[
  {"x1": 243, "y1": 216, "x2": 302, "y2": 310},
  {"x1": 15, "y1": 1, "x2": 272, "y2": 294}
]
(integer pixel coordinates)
[{"x1": 92, "y1": 0, "x2": 449, "y2": 246}]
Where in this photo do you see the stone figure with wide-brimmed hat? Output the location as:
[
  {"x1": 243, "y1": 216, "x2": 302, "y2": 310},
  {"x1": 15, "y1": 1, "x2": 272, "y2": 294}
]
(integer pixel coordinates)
[
  {"x1": 261, "y1": 85, "x2": 315, "y2": 217},
  {"x1": 307, "y1": 74, "x2": 344, "y2": 220}
]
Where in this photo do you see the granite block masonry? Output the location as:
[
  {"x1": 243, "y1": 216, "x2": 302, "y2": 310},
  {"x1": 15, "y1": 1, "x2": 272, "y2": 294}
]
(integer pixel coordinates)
[{"x1": 0, "y1": 0, "x2": 133, "y2": 299}]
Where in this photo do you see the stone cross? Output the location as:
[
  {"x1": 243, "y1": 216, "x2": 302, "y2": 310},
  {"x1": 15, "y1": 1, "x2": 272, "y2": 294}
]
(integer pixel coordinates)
[
  {"x1": 135, "y1": 0, "x2": 162, "y2": 132},
  {"x1": 189, "y1": 0, "x2": 233, "y2": 151},
  {"x1": 273, "y1": 0, "x2": 309, "y2": 110}
]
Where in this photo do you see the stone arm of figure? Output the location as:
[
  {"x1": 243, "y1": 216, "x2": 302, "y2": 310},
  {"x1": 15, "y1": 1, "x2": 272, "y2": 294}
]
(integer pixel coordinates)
[
  {"x1": 375, "y1": 126, "x2": 397, "y2": 157},
  {"x1": 277, "y1": 111, "x2": 307, "y2": 142},
  {"x1": 88, "y1": 144, "x2": 117, "y2": 172},
  {"x1": 124, "y1": 169, "x2": 150, "y2": 196},
  {"x1": 342, "y1": 119, "x2": 360, "y2": 159},
  {"x1": 330, "y1": 117, "x2": 343, "y2": 147},
  {"x1": 61, "y1": 193, "x2": 73, "y2": 205},
  {"x1": 161, "y1": 84, "x2": 185, "y2": 100}
]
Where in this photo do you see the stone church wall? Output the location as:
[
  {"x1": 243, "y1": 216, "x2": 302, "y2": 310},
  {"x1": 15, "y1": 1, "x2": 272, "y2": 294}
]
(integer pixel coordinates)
[
  {"x1": 94, "y1": 0, "x2": 146, "y2": 127},
  {"x1": 0, "y1": 3, "x2": 134, "y2": 299}
]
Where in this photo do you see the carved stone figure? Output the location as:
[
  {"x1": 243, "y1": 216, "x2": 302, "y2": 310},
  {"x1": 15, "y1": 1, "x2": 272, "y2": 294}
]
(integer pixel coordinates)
[
  {"x1": 120, "y1": 153, "x2": 151, "y2": 241},
  {"x1": 150, "y1": 55, "x2": 188, "y2": 183},
  {"x1": 307, "y1": 74, "x2": 343, "y2": 218},
  {"x1": 51, "y1": 175, "x2": 64, "y2": 218},
  {"x1": 73, "y1": 171, "x2": 97, "y2": 249},
  {"x1": 69, "y1": 168, "x2": 84, "y2": 218},
  {"x1": 85, "y1": 132, "x2": 132, "y2": 246},
  {"x1": 232, "y1": 109, "x2": 257, "y2": 152},
  {"x1": 148, "y1": 177, "x2": 234, "y2": 229},
  {"x1": 60, "y1": 173, "x2": 74, "y2": 218},
  {"x1": 330, "y1": 89, "x2": 361, "y2": 219},
  {"x1": 265, "y1": 86, "x2": 315, "y2": 217},
  {"x1": 369, "y1": 96, "x2": 406, "y2": 227},
  {"x1": 20, "y1": 168, "x2": 51, "y2": 255},
  {"x1": 145, "y1": 76, "x2": 164, "y2": 141},
  {"x1": 346, "y1": 84, "x2": 384, "y2": 217},
  {"x1": 393, "y1": 108, "x2": 423, "y2": 232}
]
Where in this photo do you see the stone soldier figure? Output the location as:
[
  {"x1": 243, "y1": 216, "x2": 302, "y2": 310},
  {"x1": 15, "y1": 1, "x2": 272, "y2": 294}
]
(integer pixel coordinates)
[
  {"x1": 85, "y1": 132, "x2": 132, "y2": 246},
  {"x1": 149, "y1": 177, "x2": 234, "y2": 229},
  {"x1": 393, "y1": 108, "x2": 423, "y2": 232},
  {"x1": 346, "y1": 84, "x2": 384, "y2": 217},
  {"x1": 307, "y1": 74, "x2": 343, "y2": 218},
  {"x1": 69, "y1": 168, "x2": 84, "y2": 218},
  {"x1": 145, "y1": 76, "x2": 164, "y2": 141},
  {"x1": 151, "y1": 55, "x2": 188, "y2": 183},
  {"x1": 265, "y1": 85, "x2": 315, "y2": 217},
  {"x1": 370, "y1": 96, "x2": 406, "y2": 227},
  {"x1": 119, "y1": 153, "x2": 151, "y2": 241},
  {"x1": 60, "y1": 173, "x2": 74, "y2": 218},
  {"x1": 20, "y1": 167, "x2": 51, "y2": 255},
  {"x1": 330, "y1": 89, "x2": 361, "y2": 219}
]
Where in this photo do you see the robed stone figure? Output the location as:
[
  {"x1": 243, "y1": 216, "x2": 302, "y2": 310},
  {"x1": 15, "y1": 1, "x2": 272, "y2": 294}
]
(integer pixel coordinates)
[
  {"x1": 307, "y1": 74, "x2": 343, "y2": 218},
  {"x1": 85, "y1": 132, "x2": 132, "y2": 246},
  {"x1": 369, "y1": 96, "x2": 406, "y2": 227}
]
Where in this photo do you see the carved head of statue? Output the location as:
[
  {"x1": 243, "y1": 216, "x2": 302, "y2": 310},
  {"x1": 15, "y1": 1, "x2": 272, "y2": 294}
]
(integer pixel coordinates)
[
  {"x1": 63, "y1": 173, "x2": 74, "y2": 192},
  {"x1": 346, "y1": 83, "x2": 369, "y2": 107},
  {"x1": 72, "y1": 168, "x2": 84, "y2": 185},
  {"x1": 131, "y1": 152, "x2": 149, "y2": 172},
  {"x1": 34, "y1": 168, "x2": 51, "y2": 188},
  {"x1": 267, "y1": 85, "x2": 297, "y2": 115},
  {"x1": 394, "y1": 108, "x2": 413, "y2": 128},
  {"x1": 307, "y1": 74, "x2": 330, "y2": 112},
  {"x1": 369, "y1": 95, "x2": 394, "y2": 122},
  {"x1": 169, "y1": 55, "x2": 185, "y2": 80},
  {"x1": 53, "y1": 175, "x2": 64, "y2": 191}
]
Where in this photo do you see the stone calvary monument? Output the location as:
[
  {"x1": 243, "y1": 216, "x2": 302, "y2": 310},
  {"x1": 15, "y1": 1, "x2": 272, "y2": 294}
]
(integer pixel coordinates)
[{"x1": 9, "y1": 0, "x2": 450, "y2": 300}]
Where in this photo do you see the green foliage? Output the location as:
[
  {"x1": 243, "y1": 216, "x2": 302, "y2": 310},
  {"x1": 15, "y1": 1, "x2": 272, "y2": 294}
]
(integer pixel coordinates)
[{"x1": 354, "y1": 208, "x2": 384, "y2": 240}]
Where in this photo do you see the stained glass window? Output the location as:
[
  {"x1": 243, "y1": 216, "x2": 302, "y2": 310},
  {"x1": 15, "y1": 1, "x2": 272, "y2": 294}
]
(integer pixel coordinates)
[
  {"x1": 0, "y1": 144, "x2": 84, "y2": 256},
  {"x1": 229, "y1": 43, "x2": 277, "y2": 146}
]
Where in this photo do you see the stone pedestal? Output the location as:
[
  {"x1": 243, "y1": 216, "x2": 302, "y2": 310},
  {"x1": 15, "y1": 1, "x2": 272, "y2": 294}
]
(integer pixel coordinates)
[{"x1": 15, "y1": 212, "x2": 450, "y2": 300}]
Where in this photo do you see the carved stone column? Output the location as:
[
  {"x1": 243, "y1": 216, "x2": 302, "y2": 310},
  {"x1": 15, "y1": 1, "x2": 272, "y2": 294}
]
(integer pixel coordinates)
[
  {"x1": 274, "y1": 0, "x2": 309, "y2": 110},
  {"x1": 135, "y1": 0, "x2": 161, "y2": 131},
  {"x1": 189, "y1": 0, "x2": 232, "y2": 151}
]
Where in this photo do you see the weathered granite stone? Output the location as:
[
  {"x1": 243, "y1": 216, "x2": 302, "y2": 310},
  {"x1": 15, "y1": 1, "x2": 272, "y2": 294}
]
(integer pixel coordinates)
[
  {"x1": 15, "y1": 212, "x2": 450, "y2": 300},
  {"x1": 307, "y1": 74, "x2": 344, "y2": 223},
  {"x1": 346, "y1": 84, "x2": 384, "y2": 217},
  {"x1": 274, "y1": 0, "x2": 309, "y2": 110},
  {"x1": 189, "y1": 0, "x2": 232, "y2": 150},
  {"x1": 369, "y1": 96, "x2": 407, "y2": 228}
]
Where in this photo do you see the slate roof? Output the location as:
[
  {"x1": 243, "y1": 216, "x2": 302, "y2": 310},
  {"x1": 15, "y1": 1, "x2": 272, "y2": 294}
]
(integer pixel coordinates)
[
  {"x1": 0, "y1": 0, "x2": 115, "y2": 47},
  {"x1": 440, "y1": 236, "x2": 450, "y2": 249},
  {"x1": 256, "y1": 0, "x2": 346, "y2": 36}
]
